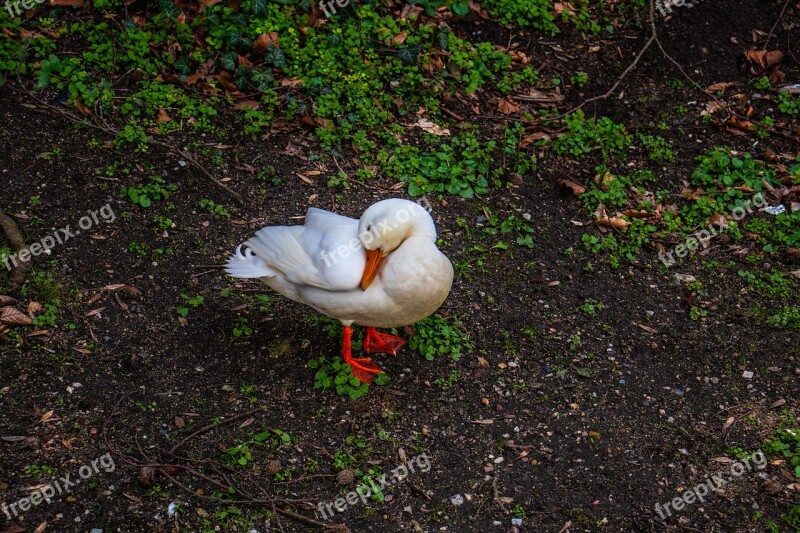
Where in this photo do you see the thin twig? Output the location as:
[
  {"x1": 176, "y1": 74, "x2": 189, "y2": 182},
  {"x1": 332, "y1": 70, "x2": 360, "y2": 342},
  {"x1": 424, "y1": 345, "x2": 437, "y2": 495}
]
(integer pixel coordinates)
[
  {"x1": 492, "y1": 471, "x2": 510, "y2": 515},
  {"x1": 762, "y1": 0, "x2": 793, "y2": 50},
  {"x1": 169, "y1": 405, "x2": 267, "y2": 454}
]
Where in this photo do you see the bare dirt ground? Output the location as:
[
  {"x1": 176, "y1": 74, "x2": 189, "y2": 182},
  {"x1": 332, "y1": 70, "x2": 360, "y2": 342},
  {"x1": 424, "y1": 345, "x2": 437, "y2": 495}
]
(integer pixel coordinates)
[{"x1": 1, "y1": 0, "x2": 799, "y2": 532}]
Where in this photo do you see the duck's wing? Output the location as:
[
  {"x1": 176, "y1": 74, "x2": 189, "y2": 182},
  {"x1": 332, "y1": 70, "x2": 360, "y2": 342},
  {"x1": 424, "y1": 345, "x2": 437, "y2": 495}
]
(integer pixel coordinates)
[
  {"x1": 299, "y1": 207, "x2": 365, "y2": 290},
  {"x1": 226, "y1": 207, "x2": 364, "y2": 291}
]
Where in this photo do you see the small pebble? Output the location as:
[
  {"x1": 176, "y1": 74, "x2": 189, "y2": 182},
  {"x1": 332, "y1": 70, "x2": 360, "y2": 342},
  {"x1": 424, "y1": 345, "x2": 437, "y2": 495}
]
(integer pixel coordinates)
[
  {"x1": 742, "y1": 371, "x2": 754, "y2": 379},
  {"x1": 512, "y1": 518, "x2": 523, "y2": 526},
  {"x1": 450, "y1": 494, "x2": 464, "y2": 506}
]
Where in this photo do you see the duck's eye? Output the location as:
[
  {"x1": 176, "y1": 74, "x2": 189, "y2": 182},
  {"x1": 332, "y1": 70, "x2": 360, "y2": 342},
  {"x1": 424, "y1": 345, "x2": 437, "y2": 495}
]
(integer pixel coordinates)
[{"x1": 366, "y1": 224, "x2": 372, "y2": 232}]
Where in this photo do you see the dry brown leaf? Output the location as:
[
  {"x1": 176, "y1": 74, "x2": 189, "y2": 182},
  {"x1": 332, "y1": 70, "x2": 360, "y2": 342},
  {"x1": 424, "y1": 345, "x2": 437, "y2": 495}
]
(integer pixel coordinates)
[
  {"x1": 280, "y1": 77, "x2": 304, "y2": 88},
  {"x1": 558, "y1": 178, "x2": 585, "y2": 196},
  {"x1": 770, "y1": 399, "x2": 786, "y2": 408},
  {"x1": 415, "y1": 118, "x2": 450, "y2": 136},
  {"x1": 0, "y1": 306, "x2": 32, "y2": 326},
  {"x1": 701, "y1": 100, "x2": 725, "y2": 116},
  {"x1": 724, "y1": 117, "x2": 753, "y2": 133},
  {"x1": 722, "y1": 416, "x2": 735, "y2": 432},
  {"x1": 197, "y1": 0, "x2": 221, "y2": 12},
  {"x1": 392, "y1": 31, "x2": 408, "y2": 45},
  {"x1": 595, "y1": 216, "x2": 631, "y2": 230},
  {"x1": 510, "y1": 50, "x2": 529, "y2": 64},
  {"x1": 235, "y1": 100, "x2": 260, "y2": 111},
  {"x1": 297, "y1": 173, "x2": 315, "y2": 186},
  {"x1": 520, "y1": 132, "x2": 551, "y2": 147},
  {"x1": 745, "y1": 49, "x2": 784, "y2": 70},
  {"x1": 594, "y1": 171, "x2": 616, "y2": 190},
  {"x1": 215, "y1": 72, "x2": 237, "y2": 91},
  {"x1": 497, "y1": 98, "x2": 520, "y2": 114},
  {"x1": 622, "y1": 209, "x2": 655, "y2": 219},
  {"x1": 710, "y1": 213, "x2": 728, "y2": 228},
  {"x1": 74, "y1": 98, "x2": 91, "y2": 116},
  {"x1": 0, "y1": 295, "x2": 19, "y2": 306},
  {"x1": 253, "y1": 32, "x2": 279, "y2": 54},
  {"x1": 679, "y1": 187, "x2": 703, "y2": 200},
  {"x1": 50, "y1": 0, "x2": 84, "y2": 6},
  {"x1": 156, "y1": 108, "x2": 171, "y2": 124},
  {"x1": 27, "y1": 301, "x2": 43, "y2": 314},
  {"x1": 39, "y1": 410, "x2": 54, "y2": 424},
  {"x1": 705, "y1": 82, "x2": 735, "y2": 95},
  {"x1": 237, "y1": 54, "x2": 254, "y2": 68}
]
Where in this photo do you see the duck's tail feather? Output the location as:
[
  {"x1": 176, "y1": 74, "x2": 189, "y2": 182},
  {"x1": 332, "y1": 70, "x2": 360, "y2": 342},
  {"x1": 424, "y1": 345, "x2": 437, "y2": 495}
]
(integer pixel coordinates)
[{"x1": 225, "y1": 244, "x2": 276, "y2": 279}]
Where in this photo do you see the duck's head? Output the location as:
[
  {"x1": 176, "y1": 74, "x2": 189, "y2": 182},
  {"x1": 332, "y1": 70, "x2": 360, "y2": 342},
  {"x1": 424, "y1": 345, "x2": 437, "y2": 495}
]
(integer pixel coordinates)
[{"x1": 357, "y1": 199, "x2": 437, "y2": 290}]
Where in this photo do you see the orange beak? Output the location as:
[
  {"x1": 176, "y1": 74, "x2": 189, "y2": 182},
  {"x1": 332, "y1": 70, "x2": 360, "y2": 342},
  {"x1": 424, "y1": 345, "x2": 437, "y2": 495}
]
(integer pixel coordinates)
[{"x1": 360, "y1": 249, "x2": 383, "y2": 290}]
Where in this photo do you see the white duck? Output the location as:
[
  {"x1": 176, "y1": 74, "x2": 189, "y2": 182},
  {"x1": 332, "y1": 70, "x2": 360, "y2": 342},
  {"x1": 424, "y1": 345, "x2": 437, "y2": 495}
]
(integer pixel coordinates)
[{"x1": 225, "y1": 199, "x2": 454, "y2": 383}]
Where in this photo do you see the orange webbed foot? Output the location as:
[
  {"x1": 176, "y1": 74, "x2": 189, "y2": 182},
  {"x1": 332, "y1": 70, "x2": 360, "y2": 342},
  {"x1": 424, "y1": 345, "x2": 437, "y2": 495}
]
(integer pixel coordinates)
[
  {"x1": 341, "y1": 325, "x2": 384, "y2": 384},
  {"x1": 363, "y1": 327, "x2": 406, "y2": 355}
]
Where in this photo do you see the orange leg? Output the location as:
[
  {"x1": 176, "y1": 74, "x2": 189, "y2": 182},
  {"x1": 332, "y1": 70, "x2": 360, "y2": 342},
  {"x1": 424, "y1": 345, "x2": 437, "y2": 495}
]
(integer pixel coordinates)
[
  {"x1": 363, "y1": 327, "x2": 406, "y2": 355},
  {"x1": 341, "y1": 326, "x2": 383, "y2": 383}
]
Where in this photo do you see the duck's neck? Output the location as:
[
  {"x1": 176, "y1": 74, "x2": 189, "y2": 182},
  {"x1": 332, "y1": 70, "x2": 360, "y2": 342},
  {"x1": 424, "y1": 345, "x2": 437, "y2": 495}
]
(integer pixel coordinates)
[{"x1": 407, "y1": 216, "x2": 437, "y2": 242}]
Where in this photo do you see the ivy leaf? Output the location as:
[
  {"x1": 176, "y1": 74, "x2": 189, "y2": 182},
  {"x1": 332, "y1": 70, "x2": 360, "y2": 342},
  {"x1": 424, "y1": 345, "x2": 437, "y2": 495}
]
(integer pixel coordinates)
[
  {"x1": 173, "y1": 56, "x2": 193, "y2": 76},
  {"x1": 251, "y1": 70, "x2": 274, "y2": 91},
  {"x1": 220, "y1": 52, "x2": 237, "y2": 71},
  {"x1": 266, "y1": 48, "x2": 286, "y2": 68},
  {"x1": 158, "y1": 0, "x2": 179, "y2": 17},
  {"x1": 233, "y1": 67, "x2": 250, "y2": 89},
  {"x1": 226, "y1": 30, "x2": 242, "y2": 48},
  {"x1": 435, "y1": 28, "x2": 449, "y2": 50},
  {"x1": 396, "y1": 45, "x2": 419, "y2": 65},
  {"x1": 250, "y1": 0, "x2": 266, "y2": 16}
]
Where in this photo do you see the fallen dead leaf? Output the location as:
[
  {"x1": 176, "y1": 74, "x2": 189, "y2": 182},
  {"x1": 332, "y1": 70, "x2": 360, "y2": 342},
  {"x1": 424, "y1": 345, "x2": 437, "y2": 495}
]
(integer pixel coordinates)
[
  {"x1": 253, "y1": 32, "x2": 279, "y2": 54},
  {"x1": 415, "y1": 118, "x2": 450, "y2": 136},
  {"x1": 722, "y1": 416, "x2": 735, "y2": 432},
  {"x1": 744, "y1": 49, "x2": 784, "y2": 71},
  {"x1": 0, "y1": 306, "x2": 32, "y2": 326},
  {"x1": 0, "y1": 296, "x2": 19, "y2": 306},
  {"x1": 558, "y1": 178, "x2": 585, "y2": 196},
  {"x1": 392, "y1": 31, "x2": 408, "y2": 45},
  {"x1": 705, "y1": 81, "x2": 735, "y2": 95},
  {"x1": 595, "y1": 215, "x2": 631, "y2": 230},
  {"x1": 235, "y1": 100, "x2": 260, "y2": 111},
  {"x1": 498, "y1": 98, "x2": 520, "y2": 114},
  {"x1": 157, "y1": 108, "x2": 171, "y2": 124}
]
